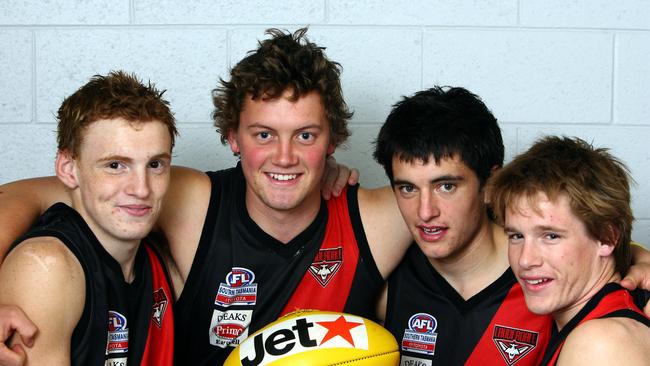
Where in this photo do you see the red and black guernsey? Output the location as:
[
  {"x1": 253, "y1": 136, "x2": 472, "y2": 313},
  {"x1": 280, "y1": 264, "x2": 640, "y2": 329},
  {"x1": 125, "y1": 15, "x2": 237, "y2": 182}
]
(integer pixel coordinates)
[
  {"x1": 11, "y1": 203, "x2": 174, "y2": 366},
  {"x1": 384, "y1": 245, "x2": 553, "y2": 365},
  {"x1": 173, "y1": 164, "x2": 383, "y2": 365},
  {"x1": 541, "y1": 282, "x2": 650, "y2": 366}
]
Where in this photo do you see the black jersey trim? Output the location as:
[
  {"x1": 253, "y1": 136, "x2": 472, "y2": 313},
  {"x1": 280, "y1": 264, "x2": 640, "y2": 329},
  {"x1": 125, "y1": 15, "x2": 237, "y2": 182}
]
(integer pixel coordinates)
[{"x1": 416, "y1": 245, "x2": 514, "y2": 314}]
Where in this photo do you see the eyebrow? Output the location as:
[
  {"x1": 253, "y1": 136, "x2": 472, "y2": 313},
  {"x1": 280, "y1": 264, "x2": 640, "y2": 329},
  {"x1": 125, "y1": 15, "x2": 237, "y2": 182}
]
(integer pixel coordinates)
[
  {"x1": 503, "y1": 225, "x2": 567, "y2": 234},
  {"x1": 97, "y1": 152, "x2": 172, "y2": 164},
  {"x1": 392, "y1": 174, "x2": 464, "y2": 187},
  {"x1": 246, "y1": 123, "x2": 324, "y2": 131}
]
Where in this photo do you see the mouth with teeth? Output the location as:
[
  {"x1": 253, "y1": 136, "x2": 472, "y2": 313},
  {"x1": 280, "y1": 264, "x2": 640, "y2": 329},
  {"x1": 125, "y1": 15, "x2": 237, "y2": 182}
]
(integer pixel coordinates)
[
  {"x1": 521, "y1": 277, "x2": 552, "y2": 290},
  {"x1": 417, "y1": 225, "x2": 447, "y2": 241},
  {"x1": 268, "y1": 173, "x2": 298, "y2": 181}
]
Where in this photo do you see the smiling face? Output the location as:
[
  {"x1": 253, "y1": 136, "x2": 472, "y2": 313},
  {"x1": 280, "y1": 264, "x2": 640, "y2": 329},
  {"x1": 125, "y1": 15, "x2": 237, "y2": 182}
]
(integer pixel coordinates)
[
  {"x1": 391, "y1": 155, "x2": 488, "y2": 263},
  {"x1": 59, "y1": 118, "x2": 172, "y2": 247},
  {"x1": 227, "y1": 90, "x2": 335, "y2": 217},
  {"x1": 505, "y1": 193, "x2": 616, "y2": 327}
]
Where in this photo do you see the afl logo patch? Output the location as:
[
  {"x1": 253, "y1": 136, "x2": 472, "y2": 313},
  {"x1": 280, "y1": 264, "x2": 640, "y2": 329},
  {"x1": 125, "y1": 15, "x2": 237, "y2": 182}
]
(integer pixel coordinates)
[
  {"x1": 402, "y1": 313, "x2": 437, "y2": 356},
  {"x1": 308, "y1": 247, "x2": 343, "y2": 287},
  {"x1": 107, "y1": 310, "x2": 129, "y2": 354},
  {"x1": 216, "y1": 267, "x2": 258, "y2": 307},
  {"x1": 227, "y1": 267, "x2": 255, "y2": 287}
]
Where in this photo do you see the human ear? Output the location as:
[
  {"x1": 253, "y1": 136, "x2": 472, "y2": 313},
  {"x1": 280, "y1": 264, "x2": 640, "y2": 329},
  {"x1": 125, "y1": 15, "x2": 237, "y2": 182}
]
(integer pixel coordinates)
[
  {"x1": 55, "y1": 150, "x2": 79, "y2": 189},
  {"x1": 227, "y1": 131, "x2": 240, "y2": 155}
]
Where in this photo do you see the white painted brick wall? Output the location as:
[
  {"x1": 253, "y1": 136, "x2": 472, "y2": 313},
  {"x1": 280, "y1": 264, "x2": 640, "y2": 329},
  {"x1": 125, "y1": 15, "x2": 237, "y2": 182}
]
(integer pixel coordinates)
[{"x1": 1, "y1": 1, "x2": 648, "y2": 244}]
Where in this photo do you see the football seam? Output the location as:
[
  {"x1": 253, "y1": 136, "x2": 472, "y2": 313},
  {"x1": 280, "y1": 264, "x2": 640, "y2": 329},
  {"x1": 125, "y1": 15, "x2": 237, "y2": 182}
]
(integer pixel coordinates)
[{"x1": 327, "y1": 350, "x2": 400, "y2": 365}]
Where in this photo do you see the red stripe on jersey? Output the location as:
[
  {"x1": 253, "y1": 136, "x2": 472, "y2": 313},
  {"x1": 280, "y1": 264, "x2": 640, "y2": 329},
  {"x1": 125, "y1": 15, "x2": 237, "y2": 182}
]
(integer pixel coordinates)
[
  {"x1": 465, "y1": 283, "x2": 552, "y2": 366},
  {"x1": 141, "y1": 243, "x2": 175, "y2": 366},
  {"x1": 281, "y1": 187, "x2": 359, "y2": 315}
]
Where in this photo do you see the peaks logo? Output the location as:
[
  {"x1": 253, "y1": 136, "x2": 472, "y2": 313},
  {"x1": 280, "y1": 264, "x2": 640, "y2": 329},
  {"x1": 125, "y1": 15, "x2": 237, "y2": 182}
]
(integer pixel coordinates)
[
  {"x1": 308, "y1": 247, "x2": 343, "y2": 287},
  {"x1": 401, "y1": 313, "x2": 437, "y2": 356},
  {"x1": 492, "y1": 325, "x2": 538, "y2": 365},
  {"x1": 237, "y1": 314, "x2": 367, "y2": 366},
  {"x1": 152, "y1": 287, "x2": 169, "y2": 328},
  {"x1": 210, "y1": 310, "x2": 252, "y2": 348},
  {"x1": 215, "y1": 267, "x2": 258, "y2": 307},
  {"x1": 107, "y1": 311, "x2": 129, "y2": 354}
]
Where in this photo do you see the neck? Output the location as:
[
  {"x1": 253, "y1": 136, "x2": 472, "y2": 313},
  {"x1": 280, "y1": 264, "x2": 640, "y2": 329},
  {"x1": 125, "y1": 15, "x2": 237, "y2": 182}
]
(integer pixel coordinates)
[
  {"x1": 245, "y1": 188, "x2": 322, "y2": 244},
  {"x1": 554, "y1": 267, "x2": 620, "y2": 330},
  {"x1": 430, "y1": 219, "x2": 510, "y2": 300},
  {"x1": 70, "y1": 200, "x2": 141, "y2": 283}
]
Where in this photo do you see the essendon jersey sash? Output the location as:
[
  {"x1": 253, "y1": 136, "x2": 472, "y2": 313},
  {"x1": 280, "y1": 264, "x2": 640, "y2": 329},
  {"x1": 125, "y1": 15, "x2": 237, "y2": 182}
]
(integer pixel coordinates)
[
  {"x1": 542, "y1": 283, "x2": 650, "y2": 366},
  {"x1": 141, "y1": 244, "x2": 175, "y2": 366},
  {"x1": 281, "y1": 186, "x2": 360, "y2": 315},
  {"x1": 465, "y1": 284, "x2": 551, "y2": 365}
]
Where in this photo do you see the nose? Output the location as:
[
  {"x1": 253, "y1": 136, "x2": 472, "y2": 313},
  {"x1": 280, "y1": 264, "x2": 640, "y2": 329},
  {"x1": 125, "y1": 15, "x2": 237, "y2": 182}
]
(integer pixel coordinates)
[
  {"x1": 517, "y1": 241, "x2": 542, "y2": 269},
  {"x1": 272, "y1": 138, "x2": 298, "y2": 167},
  {"x1": 418, "y1": 190, "x2": 440, "y2": 222},
  {"x1": 125, "y1": 169, "x2": 151, "y2": 198}
]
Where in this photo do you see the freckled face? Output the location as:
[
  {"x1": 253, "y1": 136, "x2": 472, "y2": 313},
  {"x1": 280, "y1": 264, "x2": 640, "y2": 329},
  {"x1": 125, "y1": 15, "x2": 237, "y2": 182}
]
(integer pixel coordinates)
[
  {"x1": 228, "y1": 90, "x2": 335, "y2": 215},
  {"x1": 506, "y1": 193, "x2": 613, "y2": 322},
  {"x1": 70, "y1": 118, "x2": 172, "y2": 245}
]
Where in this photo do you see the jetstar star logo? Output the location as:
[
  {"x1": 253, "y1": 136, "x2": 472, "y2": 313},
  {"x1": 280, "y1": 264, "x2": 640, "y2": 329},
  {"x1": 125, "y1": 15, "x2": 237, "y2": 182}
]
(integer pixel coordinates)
[
  {"x1": 492, "y1": 325, "x2": 538, "y2": 365},
  {"x1": 237, "y1": 313, "x2": 368, "y2": 366},
  {"x1": 308, "y1": 247, "x2": 343, "y2": 287}
]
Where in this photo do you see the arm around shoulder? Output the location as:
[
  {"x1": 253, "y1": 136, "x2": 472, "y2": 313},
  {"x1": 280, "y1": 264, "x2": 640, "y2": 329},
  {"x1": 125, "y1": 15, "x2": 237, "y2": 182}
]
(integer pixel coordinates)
[
  {"x1": 0, "y1": 177, "x2": 69, "y2": 261},
  {"x1": 157, "y1": 166, "x2": 212, "y2": 291},
  {"x1": 357, "y1": 186, "x2": 412, "y2": 279},
  {"x1": 0, "y1": 237, "x2": 85, "y2": 365},
  {"x1": 556, "y1": 317, "x2": 650, "y2": 366}
]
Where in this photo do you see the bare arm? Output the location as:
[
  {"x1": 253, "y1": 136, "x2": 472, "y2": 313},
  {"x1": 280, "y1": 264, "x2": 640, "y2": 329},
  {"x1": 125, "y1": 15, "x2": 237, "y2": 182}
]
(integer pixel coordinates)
[
  {"x1": 0, "y1": 177, "x2": 69, "y2": 261},
  {"x1": 358, "y1": 186, "x2": 412, "y2": 279},
  {"x1": 156, "y1": 166, "x2": 212, "y2": 298},
  {"x1": 0, "y1": 237, "x2": 85, "y2": 365},
  {"x1": 557, "y1": 318, "x2": 650, "y2": 366},
  {"x1": 0, "y1": 306, "x2": 37, "y2": 366}
]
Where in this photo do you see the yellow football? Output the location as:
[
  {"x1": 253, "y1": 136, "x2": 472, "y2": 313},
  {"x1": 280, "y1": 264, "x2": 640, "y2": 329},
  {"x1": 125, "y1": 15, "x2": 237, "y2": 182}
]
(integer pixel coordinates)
[{"x1": 223, "y1": 310, "x2": 399, "y2": 366}]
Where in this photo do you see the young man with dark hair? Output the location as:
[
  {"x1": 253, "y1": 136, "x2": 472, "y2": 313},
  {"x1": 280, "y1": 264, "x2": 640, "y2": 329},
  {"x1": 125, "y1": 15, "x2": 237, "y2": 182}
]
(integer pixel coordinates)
[
  {"x1": 373, "y1": 87, "x2": 649, "y2": 365},
  {"x1": 487, "y1": 136, "x2": 650, "y2": 365},
  {"x1": 0, "y1": 28, "x2": 410, "y2": 365},
  {"x1": 0, "y1": 71, "x2": 177, "y2": 365}
]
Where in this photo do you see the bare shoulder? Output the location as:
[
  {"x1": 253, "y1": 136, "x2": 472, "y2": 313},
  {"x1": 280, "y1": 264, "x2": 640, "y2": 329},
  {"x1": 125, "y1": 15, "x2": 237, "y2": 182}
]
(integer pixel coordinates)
[
  {"x1": 0, "y1": 237, "x2": 85, "y2": 364},
  {"x1": 357, "y1": 186, "x2": 411, "y2": 279},
  {"x1": 557, "y1": 318, "x2": 650, "y2": 366}
]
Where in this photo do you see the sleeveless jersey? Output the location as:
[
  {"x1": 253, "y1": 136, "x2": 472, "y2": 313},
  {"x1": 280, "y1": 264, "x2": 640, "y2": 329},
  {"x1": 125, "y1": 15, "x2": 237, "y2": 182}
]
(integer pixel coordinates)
[
  {"x1": 173, "y1": 165, "x2": 383, "y2": 365},
  {"x1": 385, "y1": 245, "x2": 553, "y2": 366},
  {"x1": 11, "y1": 203, "x2": 174, "y2": 366},
  {"x1": 541, "y1": 282, "x2": 650, "y2": 366}
]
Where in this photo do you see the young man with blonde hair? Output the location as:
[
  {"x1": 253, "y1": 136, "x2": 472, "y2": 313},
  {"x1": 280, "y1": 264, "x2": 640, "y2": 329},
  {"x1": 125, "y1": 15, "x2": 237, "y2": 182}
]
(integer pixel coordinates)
[{"x1": 488, "y1": 136, "x2": 650, "y2": 365}]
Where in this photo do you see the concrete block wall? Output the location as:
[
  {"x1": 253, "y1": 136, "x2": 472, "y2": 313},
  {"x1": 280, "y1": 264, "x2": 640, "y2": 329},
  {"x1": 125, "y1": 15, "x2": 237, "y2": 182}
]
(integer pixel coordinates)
[{"x1": 1, "y1": 1, "x2": 648, "y2": 244}]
